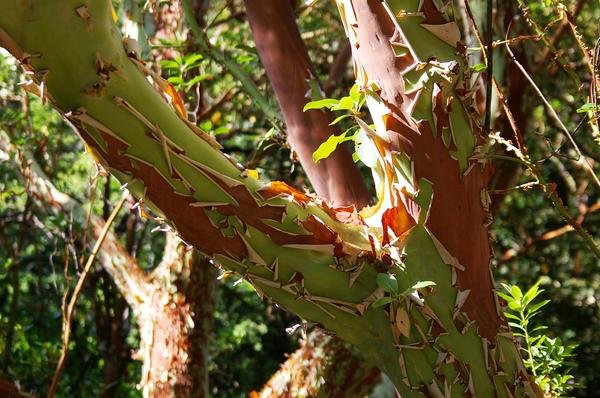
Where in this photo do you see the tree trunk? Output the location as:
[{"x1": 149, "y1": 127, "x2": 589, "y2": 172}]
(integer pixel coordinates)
[
  {"x1": 244, "y1": 0, "x2": 370, "y2": 207},
  {"x1": 244, "y1": 1, "x2": 380, "y2": 395},
  {"x1": 0, "y1": 1, "x2": 539, "y2": 395},
  {"x1": 258, "y1": 331, "x2": 380, "y2": 398},
  {"x1": 134, "y1": 234, "x2": 216, "y2": 397}
]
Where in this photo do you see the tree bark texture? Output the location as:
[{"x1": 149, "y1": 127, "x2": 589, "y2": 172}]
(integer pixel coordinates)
[
  {"x1": 258, "y1": 331, "x2": 380, "y2": 398},
  {"x1": 0, "y1": 1, "x2": 539, "y2": 395},
  {"x1": 244, "y1": 1, "x2": 380, "y2": 395}
]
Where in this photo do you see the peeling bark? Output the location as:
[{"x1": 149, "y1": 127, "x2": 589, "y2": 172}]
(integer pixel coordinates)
[
  {"x1": 0, "y1": 1, "x2": 540, "y2": 395},
  {"x1": 259, "y1": 332, "x2": 379, "y2": 398},
  {"x1": 342, "y1": 0, "x2": 498, "y2": 338},
  {"x1": 244, "y1": 1, "x2": 379, "y2": 395}
]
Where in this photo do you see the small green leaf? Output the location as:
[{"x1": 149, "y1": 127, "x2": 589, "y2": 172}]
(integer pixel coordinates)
[
  {"x1": 527, "y1": 299, "x2": 550, "y2": 314},
  {"x1": 349, "y1": 83, "x2": 360, "y2": 102},
  {"x1": 411, "y1": 281, "x2": 436, "y2": 290},
  {"x1": 312, "y1": 133, "x2": 346, "y2": 163},
  {"x1": 511, "y1": 285, "x2": 523, "y2": 300},
  {"x1": 504, "y1": 313, "x2": 521, "y2": 321},
  {"x1": 508, "y1": 300, "x2": 521, "y2": 311},
  {"x1": 372, "y1": 297, "x2": 395, "y2": 308},
  {"x1": 167, "y1": 76, "x2": 184, "y2": 86},
  {"x1": 497, "y1": 291, "x2": 513, "y2": 303},
  {"x1": 522, "y1": 280, "x2": 542, "y2": 306},
  {"x1": 160, "y1": 59, "x2": 180, "y2": 70},
  {"x1": 576, "y1": 103, "x2": 599, "y2": 113},
  {"x1": 303, "y1": 98, "x2": 339, "y2": 111},
  {"x1": 376, "y1": 273, "x2": 398, "y2": 295},
  {"x1": 471, "y1": 63, "x2": 487, "y2": 72},
  {"x1": 329, "y1": 114, "x2": 352, "y2": 126},
  {"x1": 183, "y1": 53, "x2": 203, "y2": 67},
  {"x1": 187, "y1": 74, "x2": 212, "y2": 86},
  {"x1": 331, "y1": 96, "x2": 355, "y2": 111}
]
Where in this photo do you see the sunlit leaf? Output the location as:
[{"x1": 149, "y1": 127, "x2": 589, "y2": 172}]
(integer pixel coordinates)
[{"x1": 303, "y1": 98, "x2": 339, "y2": 111}]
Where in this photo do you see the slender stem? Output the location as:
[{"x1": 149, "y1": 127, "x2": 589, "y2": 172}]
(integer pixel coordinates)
[
  {"x1": 505, "y1": 38, "x2": 600, "y2": 189},
  {"x1": 47, "y1": 194, "x2": 127, "y2": 398},
  {"x1": 521, "y1": 309, "x2": 537, "y2": 377},
  {"x1": 181, "y1": 0, "x2": 283, "y2": 130},
  {"x1": 484, "y1": 0, "x2": 494, "y2": 134}
]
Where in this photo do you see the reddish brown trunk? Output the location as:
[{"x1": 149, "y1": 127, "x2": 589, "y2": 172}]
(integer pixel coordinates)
[
  {"x1": 245, "y1": 0, "x2": 370, "y2": 208},
  {"x1": 0, "y1": 376, "x2": 28, "y2": 398},
  {"x1": 349, "y1": 0, "x2": 499, "y2": 338},
  {"x1": 135, "y1": 237, "x2": 216, "y2": 398},
  {"x1": 259, "y1": 332, "x2": 380, "y2": 398}
]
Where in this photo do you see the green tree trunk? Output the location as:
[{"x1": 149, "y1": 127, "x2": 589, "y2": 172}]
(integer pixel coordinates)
[{"x1": 0, "y1": 1, "x2": 540, "y2": 395}]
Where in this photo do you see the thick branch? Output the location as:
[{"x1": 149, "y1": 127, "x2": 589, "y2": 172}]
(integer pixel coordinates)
[
  {"x1": 244, "y1": 0, "x2": 370, "y2": 207},
  {"x1": 344, "y1": 0, "x2": 498, "y2": 338}
]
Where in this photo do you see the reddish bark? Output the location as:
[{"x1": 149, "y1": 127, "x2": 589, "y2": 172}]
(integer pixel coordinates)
[
  {"x1": 245, "y1": 0, "x2": 370, "y2": 208},
  {"x1": 258, "y1": 332, "x2": 380, "y2": 398},
  {"x1": 0, "y1": 376, "x2": 29, "y2": 398},
  {"x1": 348, "y1": 0, "x2": 499, "y2": 338}
]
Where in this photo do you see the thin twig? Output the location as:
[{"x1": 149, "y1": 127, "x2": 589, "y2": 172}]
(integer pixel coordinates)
[
  {"x1": 484, "y1": 0, "x2": 494, "y2": 134},
  {"x1": 505, "y1": 33, "x2": 600, "y2": 189},
  {"x1": 499, "y1": 202, "x2": 600, "y2": 264},
  {"x1": 181, "y1": 0, "x2": 282, "y2": 129},
  {"x1": 462, "y1": 0, "x2": 487, "y2": 62},
  {"x1": 492, "y1": 77, "x2": 526, "y2": 154},
  {"x1": 47, "y1": 193, "x2": 128, "y2": 398}
]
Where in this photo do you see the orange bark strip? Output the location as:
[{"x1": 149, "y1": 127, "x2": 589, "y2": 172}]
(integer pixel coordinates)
[{"x1": 164, "y1": 82, "x2": 187, "y2": 118}]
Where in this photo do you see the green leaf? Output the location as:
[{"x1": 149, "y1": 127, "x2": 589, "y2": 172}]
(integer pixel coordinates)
[
  {"x1": 497, "y1": 291, "x2": 513, "y2": 304},
  {"x1": 576, "y1": 102, "x2": 599, "y2": 113},
  {"x1": 372, "y1": 297, "x2": 395, "y2": 308},
  {"x1": 312, "y1": 133, "x2": 346, "y2": 163},
  {"x1": 376, "y1": 273, "x2": 398, "y2": 295},
  {"x1": 303, "y1": 98, "x2": 339, "y2": 111},
  {"x1": 471, "y1": 63, "x2": 487, "y2": 72},
  {"x1": 411, "y1": 281, "x2": 436, "y2": 290},
  {"x1": 508, "y1": 300, "x2": 521, "y2": 311},
  {"x1": 511, "y1": 285, "x2": 523, "y2": 300},
  {"x1": 527, "y1": 299, "x2": 550, "y2": 315},
  {"x1": 160, "y1": 59, "x2": 180, "y2": 70},
  {"x1": 167, "y1": 76, "x2": 184, "y2": 86},
  {"x1": 183, "y1": 53, "x2": 203, "y2": 67},
  {"x1": 522, "y1": 280, "x2": 542, "y2": 306},
  {"x1": 329, "y1": 114, "x2": 352, "y2": 126},
  {"x1": 508, "y1": 321, "x2": 525, "y2": 331},
  {"x1": 187, "y1": 74, "x2": 212, "y2": 86},
  {"x1": 349, "y1": 83, "x2": 360, "y2": 102},
  {"x1": 331, "y1": 96, "x2": 355, "y2": 111},
  {"x1": 504, "y1": 313, "x2": 521, "y2": 321}
]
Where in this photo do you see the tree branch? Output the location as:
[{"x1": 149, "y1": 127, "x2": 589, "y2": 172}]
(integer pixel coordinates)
[{"x1": 244, "y1": 0, "x2": 370, "y2": 207}]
